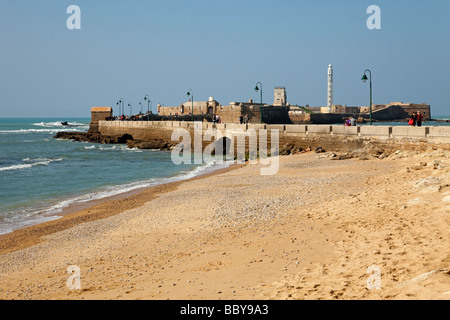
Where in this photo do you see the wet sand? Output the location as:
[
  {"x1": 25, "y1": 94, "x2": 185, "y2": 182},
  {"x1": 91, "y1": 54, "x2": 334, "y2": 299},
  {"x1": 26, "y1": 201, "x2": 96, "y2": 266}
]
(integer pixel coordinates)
[
  {"x1": 0, "y1": 165, "x2": 240, "y2": 256},
  {"x1": 0, "y1": 151, "x2": 449, "y2": 300}
]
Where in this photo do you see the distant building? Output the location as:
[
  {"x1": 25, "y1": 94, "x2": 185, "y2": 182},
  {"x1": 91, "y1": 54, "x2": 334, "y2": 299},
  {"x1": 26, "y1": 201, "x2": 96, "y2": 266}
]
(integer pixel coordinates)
[
  {"x1": 157, "y1": 97, "x2": 220, "y2": 116},
  {"x1": 274, "y1": 87, "x2": 287, "y2": 106},
  {"x1": 157, "y1": 88, "x2": 291, "y2": 124},
  {"x1": 382, "y1": 102, "x2": 431, "y2": 120},
  {"x1": 290, "y1": 102, "x2": 432, "y2": 124}
]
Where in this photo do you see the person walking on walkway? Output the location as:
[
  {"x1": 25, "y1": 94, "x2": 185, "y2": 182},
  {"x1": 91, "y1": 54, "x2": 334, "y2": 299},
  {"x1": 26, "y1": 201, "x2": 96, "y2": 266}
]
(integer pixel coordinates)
[
  {"x1": 409, "y1": 112, "x2": 417, "y2": 126},
  {"x1": 416, "y1": 111, "x2": 423, "y2": 127}
]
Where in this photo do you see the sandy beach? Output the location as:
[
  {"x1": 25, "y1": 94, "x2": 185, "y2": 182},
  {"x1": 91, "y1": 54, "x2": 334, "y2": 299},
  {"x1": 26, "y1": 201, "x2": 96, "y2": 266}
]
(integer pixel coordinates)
[{"x1": 0, "y1": 149, "x2": 449, "y2": 300}]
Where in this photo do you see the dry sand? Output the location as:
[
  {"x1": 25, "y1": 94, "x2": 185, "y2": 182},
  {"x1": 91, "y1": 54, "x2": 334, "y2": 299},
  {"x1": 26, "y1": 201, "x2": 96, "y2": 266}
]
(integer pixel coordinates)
[{"x1": 0, "y1": 150, "x2": 449, "y2": 300}]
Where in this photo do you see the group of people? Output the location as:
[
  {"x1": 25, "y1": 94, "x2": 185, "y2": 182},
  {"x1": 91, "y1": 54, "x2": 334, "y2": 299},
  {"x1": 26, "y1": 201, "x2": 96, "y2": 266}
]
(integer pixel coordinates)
[
  {"x1": 106, "y1": 112, "x2": 154, "y2": 122},
  {"x1": 409, "y1": 111, "x2": 424, "y2": 127},
  {"x1": 344, "y1": 116, "x2": 357, "y2": 126},
  {"x1": 239, "y1": 114, "x2": 249, "y2": 124},
  {"x1": 105, "y1": 115, "x2": 132, "y2": 121}
]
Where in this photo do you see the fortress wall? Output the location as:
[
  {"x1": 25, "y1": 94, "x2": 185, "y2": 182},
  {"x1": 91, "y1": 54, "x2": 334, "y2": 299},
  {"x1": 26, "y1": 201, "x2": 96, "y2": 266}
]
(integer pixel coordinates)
[
  {"x1": 98, "y1": 121, "x2": 450, "y2": 154},
  {"x1": 216, "y1": 107, "x2": 243, "y2": 124}
]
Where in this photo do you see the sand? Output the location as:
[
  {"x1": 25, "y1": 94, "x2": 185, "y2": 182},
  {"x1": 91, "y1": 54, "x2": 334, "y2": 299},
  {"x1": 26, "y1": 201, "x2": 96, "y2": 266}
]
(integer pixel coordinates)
[{"x1": 0, "y1": 150, "x2": 449, "y2": 300}]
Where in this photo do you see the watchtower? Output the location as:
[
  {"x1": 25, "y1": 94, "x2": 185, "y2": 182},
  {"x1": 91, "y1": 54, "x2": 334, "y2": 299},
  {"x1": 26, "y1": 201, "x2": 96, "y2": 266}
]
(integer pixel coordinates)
[
  {"x1": 89, "y1": 107, "x2": 112, "y2": 132},
  {"x1": 274, "y1": 87, "x2": 287, "y2": 106}
]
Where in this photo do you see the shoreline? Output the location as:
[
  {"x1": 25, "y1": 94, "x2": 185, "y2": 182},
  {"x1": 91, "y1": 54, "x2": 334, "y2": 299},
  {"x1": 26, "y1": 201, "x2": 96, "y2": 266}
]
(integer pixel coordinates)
[{"x1": 0, "y1": 163, "x2": 242, "y2": 256}]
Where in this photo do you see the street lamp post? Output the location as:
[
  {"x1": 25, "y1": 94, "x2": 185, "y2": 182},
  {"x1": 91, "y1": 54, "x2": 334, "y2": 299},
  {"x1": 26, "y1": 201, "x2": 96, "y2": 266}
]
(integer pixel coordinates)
[
  {"x1": 139, "y1": 102, "x2": 143, "y2": 114},
  {"x1": 128, "y1": 103, "x2": 132, "y2": 117},
  {"x1": 144, "y1": 95, "x2": 151, "y2": 116},
  {"x1": 186, "y1": 89, "x2": 194, "y2": 122},
  {"x1": 254, "y1": 82, "x2": 263, "y2": 124},
  {"x1": 118, "y1": 98, "x2": 124, "y2": 117},
  {"x1": 361, "y1": 69, "x2": 373, "y2": 125}
]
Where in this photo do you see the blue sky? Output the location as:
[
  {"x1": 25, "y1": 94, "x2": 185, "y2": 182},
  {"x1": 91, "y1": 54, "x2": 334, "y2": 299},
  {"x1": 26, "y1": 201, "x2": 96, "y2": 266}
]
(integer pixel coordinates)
[{"x1": 0, "y1": 0, "x2": 449, "y2": 117}]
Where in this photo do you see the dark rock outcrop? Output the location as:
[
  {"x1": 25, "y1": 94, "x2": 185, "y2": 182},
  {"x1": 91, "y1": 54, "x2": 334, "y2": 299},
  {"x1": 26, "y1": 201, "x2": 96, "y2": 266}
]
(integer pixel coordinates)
[
  {"x1": 55, "y1": 131, "x2": 137, "y2": 144},
  {"x1": 54, "y1": 132, "x2": 114, "y2": 144},
  {"x1": 54, "y1": 131, "x2": 174, "y2": 151}
]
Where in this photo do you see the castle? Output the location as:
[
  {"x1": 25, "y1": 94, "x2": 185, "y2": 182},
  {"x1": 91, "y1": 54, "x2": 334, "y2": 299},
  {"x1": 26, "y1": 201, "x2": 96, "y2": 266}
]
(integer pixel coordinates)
[
  {"x1": 154, "y1": 87, "x2": 430, "y2": 124},
  {"x1": 92, "y1": 64, "x2": 431, "y2": 125},
  {"x1": 156, "y1": 94, "x2": 291, "y2": 124}
]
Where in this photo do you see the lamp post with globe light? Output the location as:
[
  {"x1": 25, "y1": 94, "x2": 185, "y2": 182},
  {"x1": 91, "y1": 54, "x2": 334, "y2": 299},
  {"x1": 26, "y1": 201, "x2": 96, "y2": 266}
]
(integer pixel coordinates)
[
  {"x1": 186, "y1": 89, "x2": 194, "y2": 122},
  {"x1": 254, "y1": 82, "x2": 263, "y2": 124},
  {"x1": 361, "y1": 69, "x2": 373, "y2": 125}
]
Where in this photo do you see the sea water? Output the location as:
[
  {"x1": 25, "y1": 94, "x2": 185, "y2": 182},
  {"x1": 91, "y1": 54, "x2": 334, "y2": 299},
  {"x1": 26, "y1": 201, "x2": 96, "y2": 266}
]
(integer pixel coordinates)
[{"x1": 0, "y1": 118, "x2": 227, "y2": 235}]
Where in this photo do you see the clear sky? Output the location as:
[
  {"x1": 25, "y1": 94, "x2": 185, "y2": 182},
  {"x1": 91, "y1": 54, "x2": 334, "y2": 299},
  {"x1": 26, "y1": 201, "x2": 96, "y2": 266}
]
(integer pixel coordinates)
[{"x1": 0, "y1": 0, "x2": 449, "y2": 117}]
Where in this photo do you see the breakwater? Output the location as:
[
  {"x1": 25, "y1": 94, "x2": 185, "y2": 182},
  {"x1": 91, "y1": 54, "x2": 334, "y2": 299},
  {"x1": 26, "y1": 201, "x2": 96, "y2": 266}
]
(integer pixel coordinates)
[
  {"x1": 56, "y1": 121, "x2": 450, "y2": 160},
  {"x1": 96, "y1": 120, "x2": 450, "y2": 151}
]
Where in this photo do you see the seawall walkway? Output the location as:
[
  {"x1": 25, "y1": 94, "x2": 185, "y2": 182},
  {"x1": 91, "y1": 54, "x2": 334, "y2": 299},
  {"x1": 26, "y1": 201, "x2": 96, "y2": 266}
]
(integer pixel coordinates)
[{"x1": 98, "y1": 121, "x2": 450, "y2": 144}]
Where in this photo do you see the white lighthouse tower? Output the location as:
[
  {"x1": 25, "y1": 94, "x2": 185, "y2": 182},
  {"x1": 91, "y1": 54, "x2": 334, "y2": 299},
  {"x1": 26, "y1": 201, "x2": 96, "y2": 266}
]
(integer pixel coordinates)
[{"x1": 327, "y1": 64, "x2": 333, "y2": 113}]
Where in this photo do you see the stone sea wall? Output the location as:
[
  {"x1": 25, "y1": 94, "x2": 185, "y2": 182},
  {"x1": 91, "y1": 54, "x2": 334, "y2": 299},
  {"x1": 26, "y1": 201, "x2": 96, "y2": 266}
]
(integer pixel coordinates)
[
  {"x1": 91, "y1": 121, "x2": 450, "y2": 161},
  {"x1": 55, "y1": 121, "x2": 450, "y2": 159}
]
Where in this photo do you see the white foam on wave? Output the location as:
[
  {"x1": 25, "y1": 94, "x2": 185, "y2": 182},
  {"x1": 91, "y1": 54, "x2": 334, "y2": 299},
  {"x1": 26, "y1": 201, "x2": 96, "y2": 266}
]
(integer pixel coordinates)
[
  {"x1": 0, "y1": 214, "x2": 61, "y2": 235},
  {"x1": 0, "y1": 128, "x2": 86, "y2": 134},
  {"x1": 23, "y1": 157, "x2": 63, "y2": 163},
  {"x1": 0, "y1": 163, "x2": 34, "y2": 172},
  {"x1": 98, "y1": 145, "x2": 118, "y2": 151},
  {"x1": 0, "y1": 158, "x2": 63, "y2": 172},
  {"x1": 178, "y1": 158, "x2": 227, "y2": 180},
  {"x1": 95, "y1": 145, "x2": 144, "y2": 152},
  {"x1": 33, "y1": 121, "x2": 87, "y2": 128}
]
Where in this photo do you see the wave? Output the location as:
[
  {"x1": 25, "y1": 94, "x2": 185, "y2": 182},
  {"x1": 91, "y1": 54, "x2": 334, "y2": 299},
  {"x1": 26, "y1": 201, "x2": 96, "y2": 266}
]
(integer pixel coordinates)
[
  {"x1": 177, "y1": 158, "x2": 227, "y2": 180},
  {"x1": 84, "y1": 145, "x2": 149, "y2": 153},
  {"x1": 0, "y1": 128, "x2": 86, "y2": 134},
  {"x1": 0, "y1": 213, "x2": 61, "y2": 235},
  {"x1": 97, "y1": 145, "x2": 118, "y2": 151},
  {"x1": 0, "y1": 158, "x2": 63, "y2": 172},
  {"x1": 33, "y1": 121, "x2": 88, "y2": 128},
  {"x1": 95, "y1": 145, "x2": 144, "y2": 152}
]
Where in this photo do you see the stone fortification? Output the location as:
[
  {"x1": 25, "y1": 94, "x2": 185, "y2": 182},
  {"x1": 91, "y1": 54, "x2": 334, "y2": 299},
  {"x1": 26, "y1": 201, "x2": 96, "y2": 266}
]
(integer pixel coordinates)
[
  {"x1": 55, "y1": 121, "x2": 450, "y2": 163},
  {"x1": 76, "y1": 121, "x2": 449, "y2": 157}
]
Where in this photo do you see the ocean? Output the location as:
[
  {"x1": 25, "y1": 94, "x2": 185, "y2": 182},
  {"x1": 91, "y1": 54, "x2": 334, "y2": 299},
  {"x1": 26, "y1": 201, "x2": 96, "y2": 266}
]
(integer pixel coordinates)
[{"x1": 0, "y1": 118, "x2": 227, "y2": 235}]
